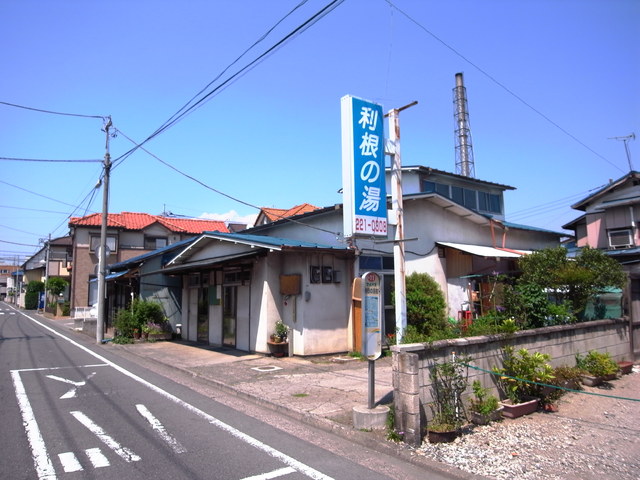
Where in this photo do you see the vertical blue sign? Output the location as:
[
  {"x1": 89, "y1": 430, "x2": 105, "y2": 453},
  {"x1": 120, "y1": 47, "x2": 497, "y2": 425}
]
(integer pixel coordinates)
[{"x1": 341, "y1": 95, "x2": 387, "y2": 237}]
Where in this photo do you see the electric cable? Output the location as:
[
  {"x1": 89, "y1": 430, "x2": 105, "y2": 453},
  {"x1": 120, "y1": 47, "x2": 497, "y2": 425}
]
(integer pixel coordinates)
[
  {"x1": 110, "y1": 0, "x2": 345, "y2": 170},
  {"x1": 0, "y1": 156, "x2": 102, "y2": 163},
  {"x1": 0, "y1": 100, "x2": 106, "y2": 120},
  {"x1": 383, "y1": 0, "x2": 624, "y2": 173},
  {"x1": 115, "y1": 128, "x2": 345, "y2": 239}
]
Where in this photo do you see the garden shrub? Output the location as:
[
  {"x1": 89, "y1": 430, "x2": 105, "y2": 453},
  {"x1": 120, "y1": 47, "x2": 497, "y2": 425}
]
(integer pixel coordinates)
[{"x1": 405, "y1": 272, "x2": 447, "y2": 337}]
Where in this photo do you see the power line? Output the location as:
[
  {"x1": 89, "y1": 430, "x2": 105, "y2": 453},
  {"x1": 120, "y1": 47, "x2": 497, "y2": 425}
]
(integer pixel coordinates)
[
  {"x1": 0, "y1": 239, "x2": 39, "y2": 247},
  {"x1": 0, "y1": 100, "x2": 106, "y2": 120},
  {"x1": 383, "y1": 0, "x2": 624, "y2": 173},
  {"x1": 115, "y1": 128, "x2": 343, "y2": 238},
  {"x1": 111, "y1": 0, "x2": 345, "y2": 170},
  {"x1": 0, "y1": 156, "x2": 102, "y2": 163}
]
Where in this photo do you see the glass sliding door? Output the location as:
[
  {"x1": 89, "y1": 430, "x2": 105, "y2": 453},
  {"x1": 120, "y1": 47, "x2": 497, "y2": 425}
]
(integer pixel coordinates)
[{"x1": 222, "y1": 286, "x2": 237, "y2": 347}]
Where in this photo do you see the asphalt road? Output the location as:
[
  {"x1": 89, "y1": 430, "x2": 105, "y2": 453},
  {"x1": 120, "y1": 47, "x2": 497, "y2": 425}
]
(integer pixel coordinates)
[{"x1": 0, "y1": 303, "x2": 448, "y2": 480}]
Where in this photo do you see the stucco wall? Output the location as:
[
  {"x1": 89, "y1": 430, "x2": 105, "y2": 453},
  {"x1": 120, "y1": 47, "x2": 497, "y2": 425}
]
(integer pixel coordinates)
[{"x1": 392, "y1": 318, "x2": 636, "y2": 445}]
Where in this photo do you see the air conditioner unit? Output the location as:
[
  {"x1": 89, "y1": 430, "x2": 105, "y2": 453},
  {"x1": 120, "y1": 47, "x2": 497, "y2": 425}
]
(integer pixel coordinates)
[{"x1": 608, "y1": 229, "x2": 633, "y2": 249}]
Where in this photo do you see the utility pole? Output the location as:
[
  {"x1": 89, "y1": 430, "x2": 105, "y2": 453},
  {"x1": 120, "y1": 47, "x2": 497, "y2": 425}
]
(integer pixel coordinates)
[
  {"x1": 97, "y1": 116, "x2": 112, "y2": 344},
  {"x1": 42, "y1": 234, "x2": 51, "y2": 313},
  {"x1": 385, "y1": 101, "x2": 417, "y2": 344}
]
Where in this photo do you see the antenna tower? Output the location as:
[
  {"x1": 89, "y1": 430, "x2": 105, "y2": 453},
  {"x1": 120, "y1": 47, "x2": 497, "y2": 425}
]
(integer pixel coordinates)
[
  {"x1": 608, "y1": 133, "x2": 635, "y2": 171},
  {"x1": 453, "y1": 72, "x2": 476, "y2": 178}
]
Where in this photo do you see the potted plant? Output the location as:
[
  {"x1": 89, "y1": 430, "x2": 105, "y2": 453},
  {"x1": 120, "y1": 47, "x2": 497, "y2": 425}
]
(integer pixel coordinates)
[
  {"x1": 274, "y1": 320, "x2": 288, "y2": 343},
  {"x1": 575, "y1": 350, "x2": 620, "y2": 386},
  {"x1": 540, "y1": 365, "x2": 583, "y2": 411},
  {"x1": 426, "y1": 354, "x2": 469, "y2": 442},
  {"x1": 617, "y1": 360, "x2": 634, "y2": 375},
  {"x1": 492, "y1": 346, "x2": 554, "y2": 418},
  {"x1": 468, "y1": 380, "x2": 502, "y2": 425}
]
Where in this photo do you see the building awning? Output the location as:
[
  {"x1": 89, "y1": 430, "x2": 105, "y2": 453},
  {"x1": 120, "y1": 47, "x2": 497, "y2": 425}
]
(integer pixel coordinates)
[
  {"x1": 437, "y1": 242, "x2": 527, "y2": 258},
  {"x1": 89, "y1": 270, "x2": 130, "y2": 283}
]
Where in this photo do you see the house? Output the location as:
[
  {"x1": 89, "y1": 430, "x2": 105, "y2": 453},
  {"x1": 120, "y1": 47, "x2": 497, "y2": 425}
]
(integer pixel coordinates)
[
  {"x1": 0, "y1": 264, "x2": 20, "y2": 301},
  {"x1": 162, "y1": 165, "x2": 564, "y2": 355},
  {"x1": 20, "y1": 236, "x2": 73, "y2": 311},
  {"x1": 106, "y1": 237, "x2": 197, "y2": 329},
  {"x1": 563, "y1": 171, "x2": 640, "y2": 321},
  {"x1": 253, "y1": 203, "x2": 319, "y2": 227},
  {"x1": 68, "y1": 212, "x2": 229, "y2": 315},
  {"x1": 162, "y1": 231, "x2": 354, "y2": 355}
]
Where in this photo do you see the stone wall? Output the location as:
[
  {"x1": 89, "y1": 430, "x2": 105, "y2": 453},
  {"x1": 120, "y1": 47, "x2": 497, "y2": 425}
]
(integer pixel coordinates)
[{"x1": 391, "y1": 318, "x2": 637, "y2": 445}]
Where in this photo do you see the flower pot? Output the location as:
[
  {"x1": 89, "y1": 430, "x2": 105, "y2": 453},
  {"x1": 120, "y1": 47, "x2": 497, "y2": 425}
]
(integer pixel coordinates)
[
  {"x1": 427, "y1": 428, "x2": 460, "y2": 443},
  {"x1": 471, "y1": 406, "x2": 504, "y2": 425},
  {"x1": 618, "y1": 361, "x2": 633, "y2": 375},
  {"x1": 603, "y1": 373, "x2": 617, "y2": 381},
  {"x1": 581, "y1": 375, "x2": 603, "y2": 387},
  {"x1": 499, "y1": 397, "x2": 539, "y2": 419}
]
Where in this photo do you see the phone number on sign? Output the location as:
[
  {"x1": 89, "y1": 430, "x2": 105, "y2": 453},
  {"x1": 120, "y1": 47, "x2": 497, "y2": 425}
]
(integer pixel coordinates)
[{"x1": 355, "y1": 217, "x2": 387, "y2": 234}]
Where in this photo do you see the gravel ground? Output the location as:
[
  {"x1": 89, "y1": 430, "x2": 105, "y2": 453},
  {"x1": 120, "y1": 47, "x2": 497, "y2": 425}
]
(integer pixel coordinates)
[{"x1": 410, "y1": 367, "x2": 640, "y2": 480}]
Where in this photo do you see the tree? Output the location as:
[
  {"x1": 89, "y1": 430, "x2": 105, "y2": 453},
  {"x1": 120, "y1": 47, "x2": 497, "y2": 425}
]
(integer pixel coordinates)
[
  {"x1": 25, "y1": 280, "x2": 44, "y2": 310},
  {"x1": 513, "y1": 246, "x2": 626, "y2": 322},
  {"x1": 404, "y1": 272, "x2": 447, "y2": 336},
  {"x1": 45, "y1": 277, "x2": 68, "y2": 297}
]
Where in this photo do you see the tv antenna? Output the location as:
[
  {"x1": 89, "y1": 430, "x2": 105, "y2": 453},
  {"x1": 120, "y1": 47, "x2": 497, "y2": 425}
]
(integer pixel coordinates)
[{"x1": 608, "y1": 133, "x2": 635, "y2": 171}]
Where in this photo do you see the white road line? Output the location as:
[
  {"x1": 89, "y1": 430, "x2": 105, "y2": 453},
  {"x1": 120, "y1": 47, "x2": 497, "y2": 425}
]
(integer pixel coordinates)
[
  {"x1": 85, "y1": 447, "x2": 110, "y2": 468},
  {"x1": 10, "y1": 370, "x2": 57, "y2": 480},
  {"x1": 13, "y1": 306, "x2": 334, "y2": 480},
  {"x1": 46, "y1": 371, "x2": 96, "y2": 399},
  {"x1": 241, "y1": 467, "x2": 297, "y2": 480},
  {"x1": 70, "y1": 411, "x2": 141, "y2": 463},
  {"x1": 136, "y1": 404, "x2": 187, "y2": 454},
  {"x1": 17, "y1": 364, "x2": 108, "y2": 373},
  {"x1": 58, "y1": 452, "x2": 82, "y2": 473}
]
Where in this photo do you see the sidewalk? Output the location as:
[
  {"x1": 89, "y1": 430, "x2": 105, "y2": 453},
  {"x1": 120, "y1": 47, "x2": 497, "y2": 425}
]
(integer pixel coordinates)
[{"x1": 109, "y1": 339, "x2": 395, "y2": 429}]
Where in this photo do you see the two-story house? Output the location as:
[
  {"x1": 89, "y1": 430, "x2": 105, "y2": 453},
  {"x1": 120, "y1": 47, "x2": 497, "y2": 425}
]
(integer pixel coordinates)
[
  {"x1": 161, "y1": 165, "x2": 564, "y2": 356},
  {"x1": 68, "y1": 212, "x2": 229, "y2": 314},
  {"x1": 20, "y1": 236, "x2": 73, "y2": 311},
  {"x1": 563, "y1": 171, "x2": 640, "y2": 321}
]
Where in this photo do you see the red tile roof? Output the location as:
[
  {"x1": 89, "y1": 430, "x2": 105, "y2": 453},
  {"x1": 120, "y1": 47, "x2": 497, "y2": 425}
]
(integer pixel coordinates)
[
  {"x1": 260, "y1": 203, "x2": 319, "y2": 222},
  {"x1": 69, "y1": 212, "x2": 228, "y2": 234}
]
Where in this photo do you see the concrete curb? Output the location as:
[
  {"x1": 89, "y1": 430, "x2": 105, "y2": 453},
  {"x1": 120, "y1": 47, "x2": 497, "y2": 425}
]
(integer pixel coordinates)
[{"x1": 108, "y1": 342, "x2": 486, "y2": 480}]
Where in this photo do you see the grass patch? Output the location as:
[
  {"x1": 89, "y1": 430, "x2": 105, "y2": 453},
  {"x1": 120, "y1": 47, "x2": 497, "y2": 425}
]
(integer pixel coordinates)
[{"x1": 291, "y1": 393, "x2": 309, "y2": 398}]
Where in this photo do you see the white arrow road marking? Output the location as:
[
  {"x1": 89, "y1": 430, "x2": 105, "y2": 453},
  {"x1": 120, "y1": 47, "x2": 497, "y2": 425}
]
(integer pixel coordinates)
[
  {"x1": 241, "y1": 467, "x2": 297, "y2": 480},
  {"x1": 10, "y1": 370, "x2": 57, "y2": 480},
  {"x1": 58, "y1": 452, "x2": 82, "y2": 473},
  {"x1": 70, "y1": 411, "x2": 141, "y2": 463},
  {"x1": 46, "y1": 372, "x2": 96, "y2": 399},
  {"x1": 85, "y1": 448, "x2": 110, "y2": 468},
  {"x1": 136, "y1": 404, "x2": 186, "y2": 454},
  {"x1": 14, "y1": 307, "x2": 335, "y2": 480}
]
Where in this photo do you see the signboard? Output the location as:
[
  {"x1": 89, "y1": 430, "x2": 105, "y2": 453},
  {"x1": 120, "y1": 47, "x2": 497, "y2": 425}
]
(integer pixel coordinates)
[
  {"x1": 341, "y1": 95, "x2": 387, "y2": 238},
  {"x1": 361, "y1": 271, "x2": 382, "y2": 360}
]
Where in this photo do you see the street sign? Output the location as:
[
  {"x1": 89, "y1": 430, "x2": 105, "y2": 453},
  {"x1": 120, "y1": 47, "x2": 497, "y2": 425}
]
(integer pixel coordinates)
[
  {"x1": 361, "y1": 271, "x2": 382, "y2": 360},
  {"x1": 341, "y1": 95, "x2": 388, "y2": 238}
]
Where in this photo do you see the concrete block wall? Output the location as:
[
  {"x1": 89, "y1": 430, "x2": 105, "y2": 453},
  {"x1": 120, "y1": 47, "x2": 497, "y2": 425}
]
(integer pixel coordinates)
[{"x1": 392, "y1": 318, "x2": 636, "y2": 445}]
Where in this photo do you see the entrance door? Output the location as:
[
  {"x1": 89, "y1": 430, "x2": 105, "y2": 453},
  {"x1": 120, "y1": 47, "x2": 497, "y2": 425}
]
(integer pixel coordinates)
[
  {"x1": 197, "y1": 286, "x2": 209, "y2": 342},
  {"x1": 223, "y1": 286, "x2": 237, "y2": 347}
]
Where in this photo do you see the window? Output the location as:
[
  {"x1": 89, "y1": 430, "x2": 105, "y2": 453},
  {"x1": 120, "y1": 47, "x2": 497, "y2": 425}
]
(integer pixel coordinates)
[
  {"x1": 478, "y1": 192, "x2": 502, "y2": 214},
  {"x1": 608, "y1": 229, "x2": 633, "y2": 248},
  {"x1": 144, "y1": 236, "x2": 168, "y2": 250},
  {"x1": 422, "y1": 180, "x2": 450, "y2": 198},
  {"x1": 90, "y1": 235, "x2": 117, "y2": 254}
]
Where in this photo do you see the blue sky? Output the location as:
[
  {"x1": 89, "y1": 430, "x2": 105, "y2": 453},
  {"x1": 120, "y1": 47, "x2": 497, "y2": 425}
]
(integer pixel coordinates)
[{"x1": 1, "y1": 0, "x2": 638, "y2": 263}]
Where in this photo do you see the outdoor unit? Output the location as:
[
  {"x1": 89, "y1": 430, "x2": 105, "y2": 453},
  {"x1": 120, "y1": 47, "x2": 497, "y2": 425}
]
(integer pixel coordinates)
[{"x1": 608, "y1": 228, "x2": 633, "y2": 249}]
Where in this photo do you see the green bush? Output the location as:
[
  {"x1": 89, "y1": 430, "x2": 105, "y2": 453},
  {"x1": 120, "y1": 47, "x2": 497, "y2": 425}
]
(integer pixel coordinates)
[
  {"x1": 404, "y1": 272, "x2": 447, "y2": 337},
  {"x1": 113, "y1": 309, "x2": 138, "y2": 338},
  {"x1": 575, "y1": 350, "x2": 619, "y2": 378},
  {"x1": 493, "y1": 346, "x2": 554, "y2": 403},
  {"x1": 25, "y1": 281, "x2": 44, "y2": 310},
  {"x1": 113, "y1": 298, "x2": 168, "y2": 338}
]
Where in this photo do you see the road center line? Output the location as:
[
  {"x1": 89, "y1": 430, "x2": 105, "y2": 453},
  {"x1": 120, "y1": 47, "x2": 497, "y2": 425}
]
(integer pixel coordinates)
[{"x1": 12, "y1": 306, "x2": 335, "y2": 480}]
